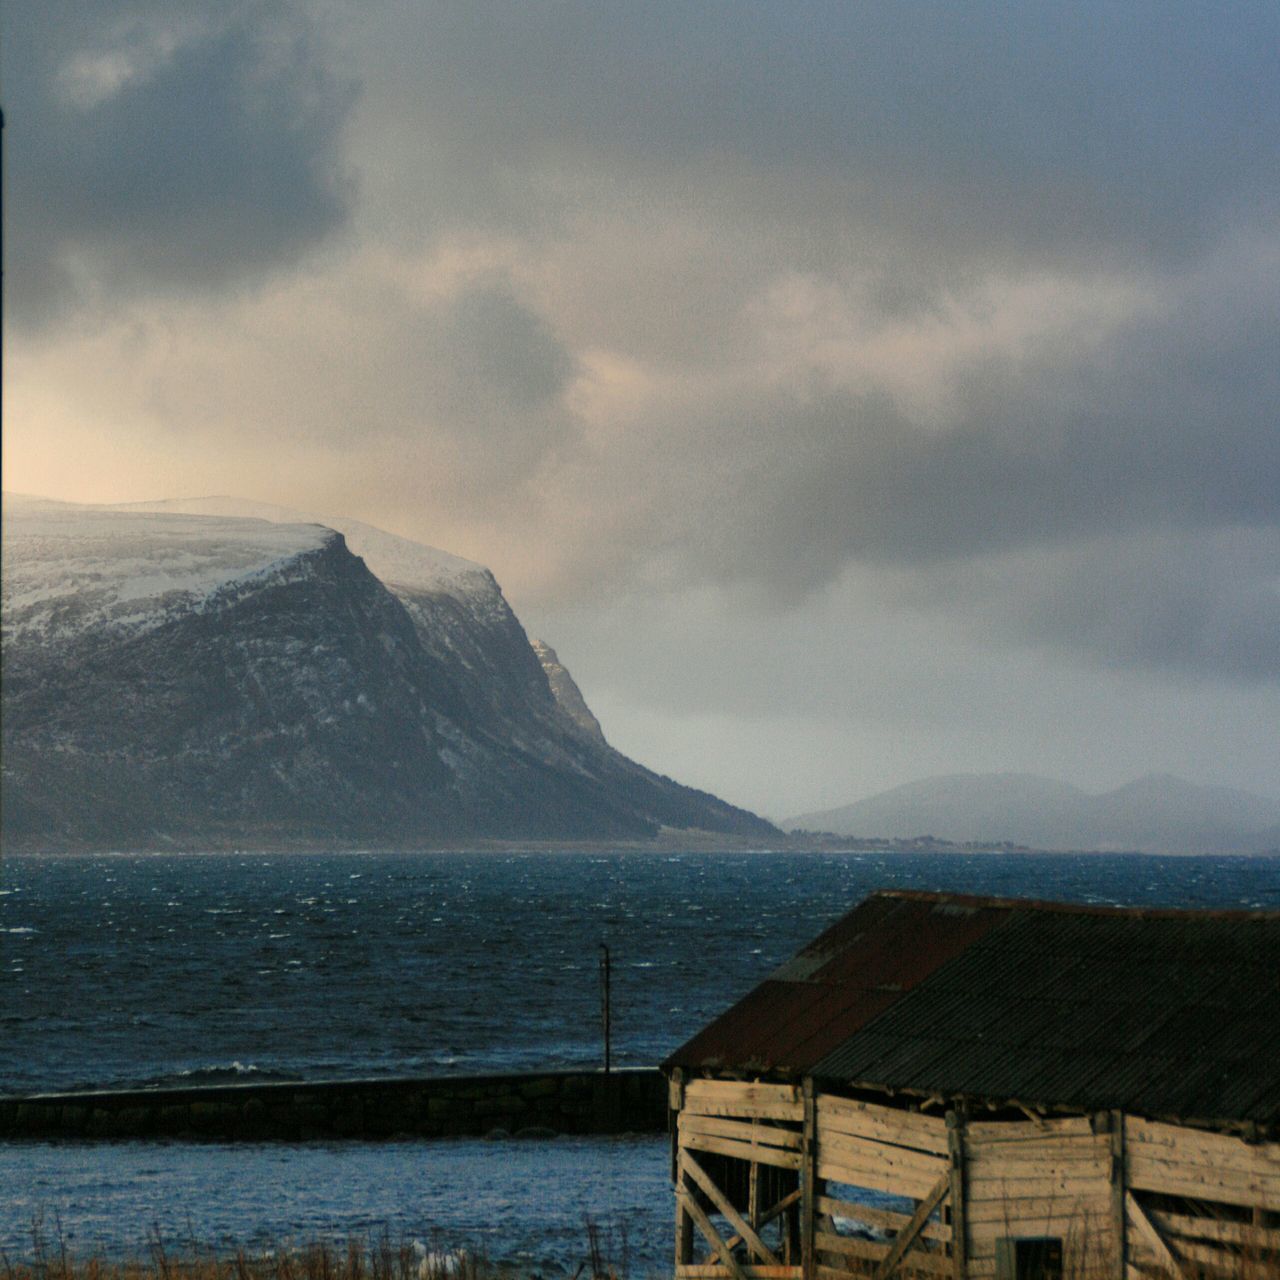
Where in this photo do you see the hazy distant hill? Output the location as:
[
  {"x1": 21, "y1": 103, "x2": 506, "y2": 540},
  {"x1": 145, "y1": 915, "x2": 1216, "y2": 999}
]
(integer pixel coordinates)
[
  {"x1": 1, "y1": 494, "x2": 775, "y2": 848},
  {"x1": 788, "y1": 772, "x2": 1280, "y2": 854}
]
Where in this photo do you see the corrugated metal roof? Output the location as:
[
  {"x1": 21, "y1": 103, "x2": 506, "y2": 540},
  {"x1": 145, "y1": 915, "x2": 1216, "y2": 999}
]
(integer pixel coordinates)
[
  {"x1": 664, "y1": 892, "x2": 1010, "y2": 1075},
  {"x1": 664, "y1": 890, "x2": 1280, "y2": 1128}
]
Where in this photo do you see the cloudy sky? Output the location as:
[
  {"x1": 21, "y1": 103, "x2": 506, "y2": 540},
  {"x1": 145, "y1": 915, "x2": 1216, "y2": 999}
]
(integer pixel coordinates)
[{"x1": 4, "y1": 1, "x2": 1278, "y2": 819}]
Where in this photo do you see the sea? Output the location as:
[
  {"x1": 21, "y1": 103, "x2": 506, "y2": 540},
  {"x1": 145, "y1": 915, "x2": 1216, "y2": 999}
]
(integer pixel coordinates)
[{"x1": 2, "y1": 849, "x2": 1277, "y2": 1272}]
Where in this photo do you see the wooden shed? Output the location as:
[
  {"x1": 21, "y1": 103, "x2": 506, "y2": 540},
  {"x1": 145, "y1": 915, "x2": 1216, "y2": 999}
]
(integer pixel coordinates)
[{"x1": 663, "y1": 890, "x2": 1279, "y2": 1280}]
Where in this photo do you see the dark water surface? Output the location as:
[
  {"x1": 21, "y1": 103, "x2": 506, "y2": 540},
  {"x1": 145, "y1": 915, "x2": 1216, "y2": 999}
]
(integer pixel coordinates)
[{"x1": 2, "y1": 849, "x2": 1277, "y2": 1264}]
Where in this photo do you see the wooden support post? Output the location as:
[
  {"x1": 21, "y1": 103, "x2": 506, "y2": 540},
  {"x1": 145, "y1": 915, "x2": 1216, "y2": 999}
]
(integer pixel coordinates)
[
  {"x1": 750, "y1": 1159, "x2": 760, "y2": 1233},
  {"x1": 599, "y1": 944, "x2": 612, "y2": 1074},
  {"x1": 673, "y1": 1070, "x2": 694, "y2": 1270},
  {"x1": 801, "y1": 1078, "x2": 816, "y2": 1280},
  {"x1": 1110, "y1": 1110, "x2": 1126, "y2": 1280},
  {"x1": 947, "y1": 1105, "x2": 967, "y2": 1280}
]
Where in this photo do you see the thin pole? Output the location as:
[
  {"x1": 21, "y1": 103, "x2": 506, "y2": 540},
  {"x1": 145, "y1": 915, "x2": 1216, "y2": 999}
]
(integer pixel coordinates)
[{"x1": 599, "y1": 942, "x2": 611, "y2": 1073}]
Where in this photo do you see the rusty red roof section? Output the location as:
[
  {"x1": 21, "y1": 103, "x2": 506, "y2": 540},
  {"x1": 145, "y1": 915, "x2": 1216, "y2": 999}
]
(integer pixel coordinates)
[
  {"x1": 664, "y1": 889, "x2": 1280, "y2": 1128},
  {"x1": 663, "y1": 890, "x2": 1011, "y2": 1075}
]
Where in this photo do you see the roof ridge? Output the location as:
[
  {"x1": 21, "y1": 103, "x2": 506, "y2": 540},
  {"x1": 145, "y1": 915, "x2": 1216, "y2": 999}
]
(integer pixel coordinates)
[{"x1": 869, "y1": 887, "x2": 1280, "y2": 920}]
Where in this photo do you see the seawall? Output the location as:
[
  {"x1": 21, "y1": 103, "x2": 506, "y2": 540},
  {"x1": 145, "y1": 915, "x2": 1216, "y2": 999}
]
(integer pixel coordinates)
[{"x1": 0, "y1": 1067, "x2": 667, "y2": 1141}]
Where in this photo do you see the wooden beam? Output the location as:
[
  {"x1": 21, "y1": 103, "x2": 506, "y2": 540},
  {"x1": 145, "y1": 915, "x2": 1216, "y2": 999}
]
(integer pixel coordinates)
[
  {"x1": 682, "y1": 1150, "x2": 782, "y2": 1267},
  {"x1": 872, "y1": 1173, "x2": 951, "y2": 1280},
  {"x1": 680, "y1": 1187, "x2": 751, "y2": 1280},
  {"x1": 1148, "y1": 1207, "x2": 1280, "y2": 1252},
  {"x1": 757, "y1": 1187, "x2": 798, "y2": 1228},
  {"x1": 947, "y1": 1106, "x2": 966, "y2": 1280},
  {"x1": 681, "y1": 1113, "x2": 804, "y2": 1150},
  {"x1": 815, "y1": 1233, "x2": 951, "y2": 1276},
  {"x1": 676, "y1": 1267, "x2": 801, "y2": 1279},
  {"x1": 674, "y1": 1068, "x2": 692, "y2": 1269},
  {"x1": 801, "y1": 1078, "x2": 816, "y2": 1280},
  {"x1": 815, "y1": 1196, "x2": 950, "y2": 1245},
  {"x1": 819, "y1": 1129, "x2": 951, "y2": 1179},
  {"x1": 817, "y1": 1094, "x2": 951, "y2": 1157},
  {"x1": 684, "y1": 1080, "x2": 805, "y2": 1122},
  {"x1": 726, "y1": 1189, "x2": 805, "y2": 1253},
  {"x1": 682, "y1": 1128, "x2": 805, "y2": 1171},
  {"x1": 1016, "y1": 1103, "x2": 1049, "y2": 1129},
  {"x1": 1126, "y1": 1191, "x2": 1181, "y2": 1277},
  {"x1": 1111, "y1": 1110, "x2": 1127, "y2": 1279}
]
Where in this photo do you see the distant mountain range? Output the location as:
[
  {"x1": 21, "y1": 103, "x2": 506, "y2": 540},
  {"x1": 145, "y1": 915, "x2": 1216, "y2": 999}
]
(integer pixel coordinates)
[
  {"x1": 1, "y1": 494, "x2": 775, "y2": 849},
  {"x1": 788, "y1": 772, "x2": 1280, "y2": 854}
]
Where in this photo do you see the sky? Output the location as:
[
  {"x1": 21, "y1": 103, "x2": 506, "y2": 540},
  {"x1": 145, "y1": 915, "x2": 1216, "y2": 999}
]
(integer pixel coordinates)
[{"x1": 3, "y1": 1, "x2": 1278, "y2": 820}]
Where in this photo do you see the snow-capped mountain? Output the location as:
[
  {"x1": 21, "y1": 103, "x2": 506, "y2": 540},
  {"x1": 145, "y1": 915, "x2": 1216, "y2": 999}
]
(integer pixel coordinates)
[{"x1": 1, "y1": 494, "x2": 774, "y2": 848}]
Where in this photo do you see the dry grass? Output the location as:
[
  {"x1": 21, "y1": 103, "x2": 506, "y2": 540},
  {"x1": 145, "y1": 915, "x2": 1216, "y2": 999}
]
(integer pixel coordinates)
[
  {"x1": 3, "y1": 1218, "x2": 484, "y2": 1280},
  {"x1": 0, "y1": 1215, "x2": 637, "y2": 1280}
]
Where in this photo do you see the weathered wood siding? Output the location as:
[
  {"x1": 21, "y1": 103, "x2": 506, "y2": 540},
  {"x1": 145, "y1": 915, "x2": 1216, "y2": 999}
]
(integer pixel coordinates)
[
  {"x1": 673, "y1": 1079, "x2": 1280, "y2": 1280},
  {"x1": 674, "y1": 1078, "x2": 805, "y2": 1280},
  {"x1": 963, "y1": 1116, "x2": 1114, "y2": 1280},
  {"x1": 1124, "y1": 1117, "x2": 1280, "y2": 1278},
  {"x1": 813, "y1": 1094, "x2": 953, "y2": 1279}
]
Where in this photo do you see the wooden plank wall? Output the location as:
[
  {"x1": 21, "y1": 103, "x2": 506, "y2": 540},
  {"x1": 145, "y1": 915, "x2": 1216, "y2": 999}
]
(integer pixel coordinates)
[
  {"x1": 814, "y1": 1094, "x2": 953, "y2": 1280},
  {"x1": 963, "y1": 1116, "x2": 1114, "y2": 1280},
  {"x1": 673, "y1": 1079, "x2": 1280, "y2": 1280},
  {"x1": 1124, "y1": 1117, "x2": 1280, "y2": 1278},
  {"x1": 675, "y1": 1079, "x2": 805, "y2": 1280}
]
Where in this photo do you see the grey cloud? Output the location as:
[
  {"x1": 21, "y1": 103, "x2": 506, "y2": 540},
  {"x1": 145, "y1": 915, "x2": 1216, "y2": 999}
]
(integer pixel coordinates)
[
  {"x1": 997, "y1": 531, "x2": 1280, "y2": 682},
  {"x1": 663, "y1": 249, "x2": 1280, "y2": 590},
  {"x1": 349, "y1": 278, "x2": 579, "y2": 456},
  {"x1": 122, "y1": 269, "x2": 582, "y2": 505},
  {"x1": 4, "y1": 0, "x2": 356, "y2": 325},
  {"x1": 361, "y1": 0, "x2": 1279, "y2": 265},
  {"x1": 528, "y1": 242, "x2": 1280, "y2": 684},
  {"x1": 441, "y1": 285, "x2": 577, "y2": 413},
  {"x1": 893, "y1": 527, "x2": 1279, "y2": 686}
]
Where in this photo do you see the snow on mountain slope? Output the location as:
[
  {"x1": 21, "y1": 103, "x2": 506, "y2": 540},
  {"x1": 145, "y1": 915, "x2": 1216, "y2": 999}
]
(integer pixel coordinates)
[
  {"x1": 3, "y1": 494, "x2": 332, "y2": 642},
  {"x1": 111, "y1": 497, "x2": 623, "y2": 757},
  {"x1": 114, "y1": 496, "x2": 493, "y2": 603},
  {"x1": 113, "y1": 497, "x2": 549, "y2": 712},
  {"x1": 2, "y1": 493, "x2": 775, "y2": 847}
]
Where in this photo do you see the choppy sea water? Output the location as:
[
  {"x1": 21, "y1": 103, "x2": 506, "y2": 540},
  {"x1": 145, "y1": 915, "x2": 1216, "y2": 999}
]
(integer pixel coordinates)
[{"x1": 2, "y1": 850, "x2": 1278, "y2": 1265}]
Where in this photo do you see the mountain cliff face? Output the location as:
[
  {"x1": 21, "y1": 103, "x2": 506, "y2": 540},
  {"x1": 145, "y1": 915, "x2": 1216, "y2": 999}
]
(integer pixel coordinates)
[
  {"x1": 1, "y1": 495, "x2": 775, "y2": 848},
  {"x1": 788, "y1": 771, "x2": 1280, "y2": 854}
]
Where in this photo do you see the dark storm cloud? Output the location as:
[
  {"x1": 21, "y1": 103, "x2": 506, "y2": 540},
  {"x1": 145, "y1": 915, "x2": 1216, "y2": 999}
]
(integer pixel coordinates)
[
  {"x1": 7, "y1": 0, "x2": 1278, "y2": 706},
  {"x1": 4, "y1": 1, "x2": 356, "y2": 324},
  {"x1": 367, "y1": 0, "x2": 1279, "y2": 264},
  {"x1": 566, "y1": 242, "x2": 1280, "y2": 681},
  {"x1": 646, "y1": 252, "x2": 1278, "y2": 590},
  {"x1": 979, "y1": 530, "x2": 1280, "y2": 683}
]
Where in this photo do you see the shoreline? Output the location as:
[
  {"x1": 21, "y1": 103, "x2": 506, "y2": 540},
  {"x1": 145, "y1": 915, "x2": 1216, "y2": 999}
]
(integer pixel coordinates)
[{"x1": 6, "y1": 839, "x2": 1276, "y2": 857}]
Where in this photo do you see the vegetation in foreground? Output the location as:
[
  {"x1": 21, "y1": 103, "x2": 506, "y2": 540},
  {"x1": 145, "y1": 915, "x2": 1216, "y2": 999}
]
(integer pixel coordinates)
[
  {"x1": 7, "y1": 1213, "x2": 1279, "y2": 1280},
  {"x1": 3, "y1": 1220, "x2": 637, "y2": 1280}
]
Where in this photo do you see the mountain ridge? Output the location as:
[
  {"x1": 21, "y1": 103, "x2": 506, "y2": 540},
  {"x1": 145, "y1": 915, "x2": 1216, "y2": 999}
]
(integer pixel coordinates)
[
  {"x1": 788, "y1": 771, "x2": 1280, "y2": 854},
  {"x1": 1, "y1": 494, "x2": 776, "y2": 848}
]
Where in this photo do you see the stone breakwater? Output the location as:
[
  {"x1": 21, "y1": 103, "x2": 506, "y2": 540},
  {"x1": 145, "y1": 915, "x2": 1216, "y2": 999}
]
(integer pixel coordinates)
[{"x1": 0, "y1": 1068, "x2": 667, "y2": 1141}]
